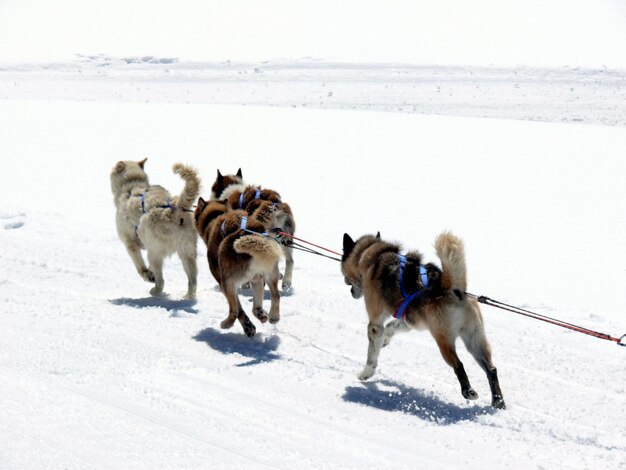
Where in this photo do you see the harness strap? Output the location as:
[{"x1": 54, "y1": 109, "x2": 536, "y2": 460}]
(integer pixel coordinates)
[
  {"x1": 394, "y1": 254, "x2": 429, "y2": 320},
  {"x1": 220, "y1": 216, "x2": 269, "y2": 238},
  {"x1": 419, "y1": 265, "x2": 428, "y2": 289},
  {"x1": 138, "y1": 194, "x2": 180, "y2": 212},
  {"x1": 239, "y1": 189, "x2": 262, "y2": 209},
  {"x1": 242, "y1": 227, "x2": 270, "y2": 237},
  {"x1": 159, "y1": 197, "x2": 173, "y2": 209}
]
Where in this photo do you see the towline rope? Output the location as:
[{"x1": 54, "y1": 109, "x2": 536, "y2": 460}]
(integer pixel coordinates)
[
  {"x1": 467, "y1": 293, "x2": 626, "y2": 347},
  {"x1": 274, "y1": 231, "x2": 343, "y2": 258},
  {"x1": 272, "y1": 231, "x2": 342, "y2": 262},
  {"x1": 239, "y1": 227, "x2": 342, "y2": 262}
]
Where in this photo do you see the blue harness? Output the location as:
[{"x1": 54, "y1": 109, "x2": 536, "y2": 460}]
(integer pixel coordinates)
[
  {"x1": 394, "y1": 254, "x2": 429, "y2": 320},
  {"x1": 239, "y1": 189, "x2": 262, "y2": 209},
  {"x1": 133, "y1": 193, "x2": 178, "y2": 241},
  {"x1": 139, "y1": 192, "x2": 174, "y2": 213},
  {"x1": 220, "y1": 215, "x2": 269, "y2": 238},
  {"x1": 239, "y1": 189, "x2": 282, "y2": 210}
]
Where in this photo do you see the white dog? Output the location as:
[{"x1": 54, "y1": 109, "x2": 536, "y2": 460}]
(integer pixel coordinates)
[{"x1": 110, "y1": 158, "x2": 201, "y2": 298}]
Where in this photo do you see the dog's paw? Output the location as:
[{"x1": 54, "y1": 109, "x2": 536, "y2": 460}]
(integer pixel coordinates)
[
  {"x1": 220, "y1": 317, "x2": 236, "y2": 329},
  {"x1": 268, "y1": 314, "x2": 280, "y2": 324},
  {"x1": 491, "y1": 396, "x2": 506, "y2": 410},
  {"x1": 281, "y1": 281, "x2": 293, "y2": 293},
  {"x1": 149, "y1": 286, "x2": 164, "y2": 296},
  {"x1": 358, "y1": 366, "x2": 375, "y2": 381},
  {"x1": 242, "y1": 322, "x2": 256, "y2": 338},
  {"x1": 462, "y1": 388, "x2": 479, "y2": 400},
  {"x1": 252, "y1": 307, "x2": 269, "y2": 323},
  {"x1": 183, "y1": 291, "x2": 196, "y2": 300}
]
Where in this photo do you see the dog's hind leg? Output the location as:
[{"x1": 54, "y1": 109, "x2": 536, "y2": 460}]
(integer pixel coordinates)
[
  {"x1": 250, "y1": 275, "x2": 269, "y2": 323},
  {"x1": 266, "y1": 264, "x2": 281, "y2": 324},
  {"x1": 383, "y1": 319, "x2": 409, "y2": 347},
  {"x1": 147, "y1": 251, "x2": 165, "y2": 296},
  {"x1": 460, "y1": 314, "x2": 506, "y2": 409},
  {"x1": 178, "y1": 247, "x2": 198, "y2": 300},
  {"x1": 124, "y1": 240, "x2": 154, "y2": 283},
  {"x1": 221, "y1": 280, "x2": 256, "y2": 338},
  {"x1": 432, "y1": 332, "x2": 478, "y2": 401}
]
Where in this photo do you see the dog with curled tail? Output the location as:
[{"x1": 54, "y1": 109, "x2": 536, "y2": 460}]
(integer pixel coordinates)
[
  {"x1": 210, "y1": 168, "x2": 296, "y2": 292},
  {"x1": 195, "y1": 198, "x2": 283, "y2": 337},
  {"x1": 341, "y1": 231, "x2": 505, "y2": 409},
  {"x1": 110, "y1": 158, "x2": 201, "y2": 299}
]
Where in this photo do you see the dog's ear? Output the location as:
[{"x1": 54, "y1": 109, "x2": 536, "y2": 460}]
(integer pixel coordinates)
[
  {"x1": 138, "y1": 158, "x2": 147, "y2": 169},
  {"x1": 343, "y1": 233, "x2": 355, "y2": 256},
  {"x1": 197, "y1": 197, "x2": 206, "y2": 211},
  {"x1": 114, "y1": 161, "x2": 126, "y2": 173},
  {"x1": 236, "y1": 168, "x2": 243, "y2": 178},
  {"x1": 375, "y1": 231, "x2": 381, "y2": 239},
  {"x1": 216, "y1": 169, "x2": 223, "y2": 181}
]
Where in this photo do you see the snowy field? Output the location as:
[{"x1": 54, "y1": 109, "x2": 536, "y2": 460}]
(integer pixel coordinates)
[
  {"x1": 1, "y1": 90, "x2": 626, "y2": 469},
  {"x1": 1, "y1": 56, "x2": 626, "y2": 126}
]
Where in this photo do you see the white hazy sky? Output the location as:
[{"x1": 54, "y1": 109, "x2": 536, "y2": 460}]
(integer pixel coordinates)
[{"x1": 0, "y1": 0, "x2": 625, "y2": 67}]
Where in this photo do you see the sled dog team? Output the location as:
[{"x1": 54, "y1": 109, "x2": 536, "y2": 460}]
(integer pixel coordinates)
[{"x1": 111, "y1": 159, "x2": 506, "y2": 409}]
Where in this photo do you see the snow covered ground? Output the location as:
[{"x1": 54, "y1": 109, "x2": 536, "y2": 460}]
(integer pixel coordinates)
[
  {"x1": 1, "y1": 56, "x2": 626, "y2": 126},
  {"x1": 1, "y1": 2, "x2": 626, "y2": 465},
  {"x1": 1, "y1": 88, "x2": 626, "y2": 468}
]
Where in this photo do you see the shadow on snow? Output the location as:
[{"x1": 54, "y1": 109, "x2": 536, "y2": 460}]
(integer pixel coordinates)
[
  {"x1": 109, "y1": 296, "x2": 199, "y2": 315},
  {"x1": 193, "y1": 327, "x2": 281, "y2": 367},
  {"x1": 342, "y1": 379, "x2": 495, "y2": 424}
]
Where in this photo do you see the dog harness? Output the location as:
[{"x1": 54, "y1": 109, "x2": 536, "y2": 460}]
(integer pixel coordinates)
[
  {"x1": 239, "y1": 190, "x2": 262, "y2": 209},
  {"x1": 394, "y1": 254, "x2": 429, "y2": 320},
  {"x1": 220, "y1": 216, "x2": 269, "y2": 238},
  {"x1": 238, "y1": 189, "x2": 282, "y2": 210},
  {"x1": 136, "y1": 192, "x2": 193, "y2": 213},
  {"x1": 132, "y1": 192, "x2": 191, "y2": 241}
]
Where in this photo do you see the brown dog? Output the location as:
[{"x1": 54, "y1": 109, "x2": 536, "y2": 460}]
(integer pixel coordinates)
[
  {"x1": 195, "y1": 198, "x2": 282, "y2": 337},
  {"x1": 341, "y1": 231, "x2": 505, "y2": 409},
  {"x1": 210, "y1": 169, "x2": 296, "y2": 291}
]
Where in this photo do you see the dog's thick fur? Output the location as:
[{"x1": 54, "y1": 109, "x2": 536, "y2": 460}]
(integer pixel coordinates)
[
  {"x1": 341, "y1": 231, "x2": 505, "y2": 409},
  {"x1": 210, "y1": 169, "x2": 296, "y2": 291},
  {"x1": 195, "y1": 198, "x2": 282, "y2": 337},
  {"x1": 110, "y1": 158, "x2": 200, "y2": 299}
]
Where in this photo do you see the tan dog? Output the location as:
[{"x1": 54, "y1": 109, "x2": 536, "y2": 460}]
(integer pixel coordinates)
[
  {"x1": 195, "y1": 198, "x2": 282, "y2": 337},
  {"x1": 210, "y1": 169, "x2": 296, "y2": 291},
  {"x1": 110, "y1": 158, "x2": 200, "y2": 299},
  {"x1": 341, "y1": 231, "x2": 505, "y2": 409}
]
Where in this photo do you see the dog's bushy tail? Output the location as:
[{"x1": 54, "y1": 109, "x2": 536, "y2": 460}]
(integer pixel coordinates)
[
  {"x1": 435, "y1": 231, "x2": 467, "y2": 293},
  {"x1": 234, "y1": 235, "x2": 283, "y2": 271},
  {"x1": 173, "y1": 163, "x2": 201, "y2": 211}
]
